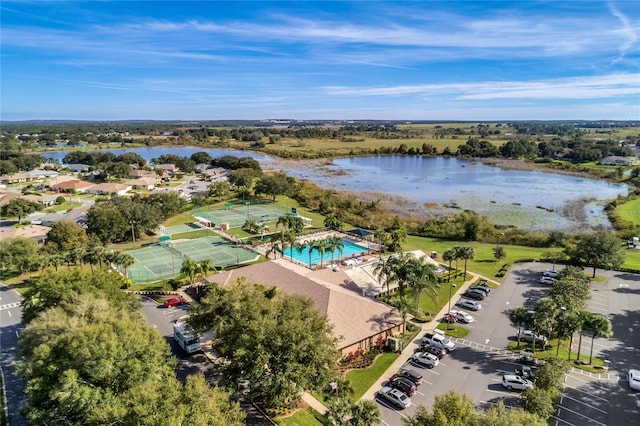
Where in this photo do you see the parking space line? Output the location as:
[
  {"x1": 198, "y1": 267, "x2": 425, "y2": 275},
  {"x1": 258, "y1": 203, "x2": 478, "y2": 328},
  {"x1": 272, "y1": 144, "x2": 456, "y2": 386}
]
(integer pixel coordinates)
[
  {"x1": 552, "y1": 415, "x2": 577, "y2": 426},
  {"x1": 560, "y1": 394, "x2": 607, "y2": 414},
  {"x1": 566, "y1": 372, "x2": 611, "y2": 387},
  {"x1": 556, "y1": 404, "x2": 606, "y2": 425},
  {"x1": 563, "y1": 384, "x2": 608, "y2": 402},
  {"x1": 485, "y1": 389, "x2": 513, "y2": 396}
]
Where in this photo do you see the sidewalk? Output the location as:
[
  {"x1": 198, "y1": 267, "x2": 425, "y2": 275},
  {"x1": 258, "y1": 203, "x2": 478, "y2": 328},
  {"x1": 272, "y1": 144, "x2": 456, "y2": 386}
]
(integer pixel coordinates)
[{"x1": 359, "y1": 272, "x2": 492, "y2": 402}]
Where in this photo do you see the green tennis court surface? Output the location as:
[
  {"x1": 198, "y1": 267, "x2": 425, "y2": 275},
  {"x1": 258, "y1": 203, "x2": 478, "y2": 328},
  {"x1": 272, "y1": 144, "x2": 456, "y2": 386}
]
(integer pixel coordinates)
[
  {"x1": 122, "y1": 235, "x2": 258, "y2": 283},
  {"x1": 193, "y1": 203, "x2": 292, "y2": 228}
]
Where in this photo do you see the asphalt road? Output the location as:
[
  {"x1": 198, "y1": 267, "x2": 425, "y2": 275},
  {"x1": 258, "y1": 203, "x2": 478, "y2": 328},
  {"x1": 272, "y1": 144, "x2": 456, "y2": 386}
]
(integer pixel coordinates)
[
  {"x1": 378, "y1": 263, "x2": 640, "y2": 426},
  {"x1": 0, "y1": 285, "x2": 27, "y2": 426}
]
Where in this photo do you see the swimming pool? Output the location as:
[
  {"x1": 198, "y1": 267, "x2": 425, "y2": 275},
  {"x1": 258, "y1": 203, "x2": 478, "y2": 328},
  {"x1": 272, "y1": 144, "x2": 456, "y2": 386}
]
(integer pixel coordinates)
[{"x1": 283, "y1": 238, "x2": 368, "y2": 267}]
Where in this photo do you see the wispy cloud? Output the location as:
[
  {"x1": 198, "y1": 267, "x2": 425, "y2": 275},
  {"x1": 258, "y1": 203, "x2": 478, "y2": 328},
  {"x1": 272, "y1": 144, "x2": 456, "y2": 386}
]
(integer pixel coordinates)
[{"x1": 325, "y1": 73, "x2": 640, "y2": 100}]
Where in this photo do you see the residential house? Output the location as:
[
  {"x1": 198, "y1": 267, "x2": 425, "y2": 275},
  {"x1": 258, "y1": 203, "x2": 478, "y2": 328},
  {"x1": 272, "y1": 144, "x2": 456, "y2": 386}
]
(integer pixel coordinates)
[
  {"x1": 155, "y1": 164, "x2": 177, "y2": 175},
  {"x1": 129, "y1": 168, "x2": 158, "y2": 179},
  {"x1": 125, "y1": 177, "x2": 158, "y2": 190},
  {"x1": 0, "y1": 190, "x2": 22, "y2": 207},
  {"x1": 85, "y1": 183, "x2": 131, "y2": 196},
  {"x1": 21, "y1": 194, "x2": 57, "y2": 208},
  {"x1": 65, "y1": 164, "x2": 92, "y2": 173},
  {"x1": 27, "y1": 169, "x2": 59, "y2": 179},
  {"x1": 0, "y1": 224, "x2": 50, "y2": 244},
  {"x1": 204, "y1": 261, "x2": 403, "y2": 356},
  {"x1": 50, "y1": 179, "x2": 94, "y2": 193},
  {"x1": 0, "y1": 173, "x2": 36, "y2": 185},
  {"x1": 42, "y1": 175, "x2": 81, "y2": 190}
]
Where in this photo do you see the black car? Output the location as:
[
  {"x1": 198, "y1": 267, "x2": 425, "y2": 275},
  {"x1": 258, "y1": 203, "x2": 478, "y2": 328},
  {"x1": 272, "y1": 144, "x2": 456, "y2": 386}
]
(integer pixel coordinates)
[
  {"x1": 391, "y1": 369, "x2": 423, "y2": 385},
  {"x1": 463, "y1": 289, "x2": 486, "y2": 300},
  {"x1": 388, "y1": 376, "x2": 417, "y2": 396},
  {"x1": 515, "y1": 366, "x2": 537, "y2": 380},
  {"x1": 516, "y1": 354, "x2": 543, "y2": 366},
  {"x1": 418, "y1": 343, "x2": 446, "y2": 359}
]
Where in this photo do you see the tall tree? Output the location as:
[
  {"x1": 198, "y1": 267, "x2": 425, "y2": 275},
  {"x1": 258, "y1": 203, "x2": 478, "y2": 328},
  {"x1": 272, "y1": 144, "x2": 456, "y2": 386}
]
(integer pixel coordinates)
[
  {"x1": 1, "y1": 198, "x2": 40, "y2": 223},
  {"x1": 181, "y1": 258, "x2": 200, "y2": 285},
  {"x1": 189, "y1": 281, "x2": 339, "y2": 410},
  {"x1": 442, "y1": 248, "x2": 455, "y2": 282},
  {"x1": 584, "y1": 314, "x2": 613, "y2": 365},
  {"x1": 509, "y1": 306, "x2": 531, "y2": 349},
  {"x1": 0, "y1": 236, "x2": 39, "y2": 273},
  {"x1": 459, "y1": 246, "x2": 475, "y2": 280},
  {"x1": 568, "y1": 231, "x2": 625, "y2": 278},
  {"x1": 404, "y1": 390, "x2": 478, "y2": 426},
  {"x1": 323, "y1": 213, "x2": 343, "y2": 231},
  {"x1": 311, "y1": 239, "x2": 328, "y2": 269},
  {"x1": 44, "y1": 220, "x2": 88, "y2": 253}
]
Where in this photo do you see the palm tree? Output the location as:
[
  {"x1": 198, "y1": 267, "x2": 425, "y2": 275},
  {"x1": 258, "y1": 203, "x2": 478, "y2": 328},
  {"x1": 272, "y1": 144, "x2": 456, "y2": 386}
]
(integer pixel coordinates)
[
  {"x1": 199, "y1": 258, "x2": 216, "y2": 280},
  {"x1": 585, "y1": 314, "x2": 613, "y2": 365},
  {"x1": 442, "y1": 248, "x2": 455, "y2": 282},
  {"x1": 459, "y1": 246, "x2": 475, "y2": 281},
  {"x1": 116, "y1": 252, "x2": 135, "y2": 282},
  {"x1": 373, "y1": 228, "x2": 389, "y2": 255},
  {"x1": 311, "y1": 239, "x2": 327, "y2": 269},
  {"x1": 323, "y1": 213, "x2": 343, "y2": 231},
  {"x1": 350, "y1": 399, "x2": 381, "y2": 426},
  {"x1": 293, "y1": 240, "x2": 307, "y2": 264},
  {"x1": 534, "y1": 298, "x2": 558, "y2": 345},
  {"x1": 181, "y1": 258, "x2": 200, "y2": 285},
  {"x1": 325, "y1": 398, "x2": 350, "y2": 426},
  {"x1": 509, "y1": 306, "x2": 531, "y2": 349},
  {"x1": 574, "y1": 310, "x2": 592, "y2": 363},
  {"x1": 266, "y1": 233, "x2": 283, "y2": 259},
  {"x1": 242, "y1": 218, "x2": 260, "y2": 234},
  {"x1": 410, "y1": 257, "x2": 439, "y2": 313},
  {"x1": 451, "y1": 246, "x2": 464, "y2": 274},
  {"x1": 562, "y1": 310, "x2": 584, "y2": 361},
  {"x1": 388, "y1": 225, "x2": 407, "y2": 252},
  {"x1": 48, "y1": 253, "x2": 65, "y2": 272},
  {"x1": 282, "y1": 231, "x2": 296, "y2": 261},
  {"x1": 327, "y1": 235, "x2": 344, "y2": 266}
]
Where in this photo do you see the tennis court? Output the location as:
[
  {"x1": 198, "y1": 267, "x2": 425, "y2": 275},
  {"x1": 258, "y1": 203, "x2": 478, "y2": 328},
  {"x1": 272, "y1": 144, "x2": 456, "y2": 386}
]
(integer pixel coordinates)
[
  {"x1": 123, "y1": 236, "x2": 259, "y2": 283},
  {"x1": 193, "y1": 203, "x2": 292, "y2": 228}
]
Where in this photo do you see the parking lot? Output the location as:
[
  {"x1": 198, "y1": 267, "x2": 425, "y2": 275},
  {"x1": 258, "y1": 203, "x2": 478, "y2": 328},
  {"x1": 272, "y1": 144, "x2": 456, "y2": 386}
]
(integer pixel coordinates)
[{"x1": 378, "y1": 263, "x2": 640, "y2": 426}]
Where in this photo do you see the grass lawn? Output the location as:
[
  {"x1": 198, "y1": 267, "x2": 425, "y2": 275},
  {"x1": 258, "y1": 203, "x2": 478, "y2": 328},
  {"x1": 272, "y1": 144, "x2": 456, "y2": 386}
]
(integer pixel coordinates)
[
  {"x1": 616, "y1": 197, "x2": 640, "y2": 225},
  {"x1": 346, "y1": 352, "x2": 399, "y2": 401},
  {"x1": 436, "y1": 323, "x2": 470, "y2": 338},
  {"x1": 275, "y1": 408, "x2": 325, "y2": 426},
  {"x1": 406, "y1": 235, "x2": 556, "y2": 280},
  {"x1": 622, "y1": 248, "x2": 640, "y2": 271}
]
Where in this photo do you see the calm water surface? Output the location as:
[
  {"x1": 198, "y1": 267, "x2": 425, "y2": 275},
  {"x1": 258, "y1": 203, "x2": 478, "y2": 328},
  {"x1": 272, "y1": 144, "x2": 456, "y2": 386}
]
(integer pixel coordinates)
[{"x1": 42, "y1": 148, "x2": 627, "y2": 231}]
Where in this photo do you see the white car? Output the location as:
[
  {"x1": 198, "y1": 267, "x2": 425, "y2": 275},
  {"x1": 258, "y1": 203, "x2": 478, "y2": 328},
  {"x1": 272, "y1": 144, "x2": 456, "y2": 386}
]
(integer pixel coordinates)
[
  {"x1": 457, "y1": 299, "x2": 482, "y2": 311},
  {"x1": 447, "y1": 309, "x2": 474, "y2": 324},
  {"x1": 539, "y1": 276, "x2": 555, "y2": 285},
  {"x1": 519, "y1": 330, "x2": 548, "y2": 345},
  {"x1": 422, "y1": 330, "x2": 456, "y2": 352},
  {"x1": 629, "y1": 369, "x2": 640, "y2": 391},
  {"x1": 543, "y1": 269, "x2": 560, "y2": 278},
  {"x1": 378, "y1": 386, "x2": 411, "y2": 409},
  {"x1": 502, "y1": 374, "x2": 534, "y2": 391},
  {"x1": 411, "y1": 352, "x2": 439, "y2": 368}
]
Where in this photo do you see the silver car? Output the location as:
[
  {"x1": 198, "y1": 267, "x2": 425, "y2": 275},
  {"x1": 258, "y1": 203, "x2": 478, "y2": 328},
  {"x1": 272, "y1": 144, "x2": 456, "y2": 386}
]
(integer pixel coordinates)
[
  {"x1": 378, "y1": 386, "x2": 411, "y2": 409},
  {"x1": 502, "y1": 374, "x2": 534, "y2": 391}
]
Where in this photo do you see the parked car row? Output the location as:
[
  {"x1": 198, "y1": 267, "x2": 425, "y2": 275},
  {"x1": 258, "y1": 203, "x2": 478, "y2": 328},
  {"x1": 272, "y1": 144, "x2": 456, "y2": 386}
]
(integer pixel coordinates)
[{"x1": 379, "y1": 369, "x2": 424, "y2": 409}]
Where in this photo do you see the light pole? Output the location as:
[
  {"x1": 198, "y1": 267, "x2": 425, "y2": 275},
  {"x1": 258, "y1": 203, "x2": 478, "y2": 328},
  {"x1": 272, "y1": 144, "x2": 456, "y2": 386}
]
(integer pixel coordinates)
[
  {"x1": 447, "y1": 283, "x2": 457, "y2": 330},
  {"x1": 496, "y1": 232, "x2": 505, "y2": 250},
  {"x1": 130, "y1": 220, "x2": 136, "y2": 248}
]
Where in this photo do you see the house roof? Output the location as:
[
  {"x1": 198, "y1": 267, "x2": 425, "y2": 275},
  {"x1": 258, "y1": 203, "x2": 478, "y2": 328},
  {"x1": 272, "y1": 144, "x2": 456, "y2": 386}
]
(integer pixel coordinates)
[
  {"x1": 0, "y1": 191, "x2": 21, "y2": 206},
  {"x1": 51, "y1": 179, "x2": 94, "y2": 190},
  {"x1": 125, "y1": 177, "x2": 157, "y2": 186},
  {"x1": 43, "y1": 175, "x2": 83, "y2": 187},
  {"x1": 205, "y1": 261, "x2": 401, "y2": 350},
  {"x1": 0, "y1": 224, "x2": 51, "y2": 240},
  {"x1": 88, "y1": 183, "x2": 130, "y2": 192}
]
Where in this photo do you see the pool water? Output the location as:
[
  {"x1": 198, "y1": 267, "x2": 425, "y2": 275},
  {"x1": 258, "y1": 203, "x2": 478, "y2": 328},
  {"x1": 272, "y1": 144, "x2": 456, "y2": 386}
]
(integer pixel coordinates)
[{"x1": 283, "y1": 239, "x2": 368, "y2": 266}]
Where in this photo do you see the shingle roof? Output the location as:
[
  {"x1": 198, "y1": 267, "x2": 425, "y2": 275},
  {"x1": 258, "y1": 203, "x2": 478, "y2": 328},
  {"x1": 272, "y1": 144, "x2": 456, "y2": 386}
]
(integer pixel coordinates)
[{"x1": 205, "y1": 261, "x2": 401, "y2": 350}]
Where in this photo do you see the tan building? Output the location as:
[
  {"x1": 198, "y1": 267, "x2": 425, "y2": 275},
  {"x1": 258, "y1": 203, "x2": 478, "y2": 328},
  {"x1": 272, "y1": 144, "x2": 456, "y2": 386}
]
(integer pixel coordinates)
[
  {"x1": 85, "y1": 183, "x2": 131, "y2": 196},
  {"x1": 204, "y1": 261, "x2": 403, "y2": 357},
  {"x1": 21, "y1": 194, "x2": 57, "y2": 208},
  {"x1": 0, "y1": 224, "x2": 51, "y2": 244},
  {"x1": 125, "y1": 177, "x2": 158, "y2": 190}
]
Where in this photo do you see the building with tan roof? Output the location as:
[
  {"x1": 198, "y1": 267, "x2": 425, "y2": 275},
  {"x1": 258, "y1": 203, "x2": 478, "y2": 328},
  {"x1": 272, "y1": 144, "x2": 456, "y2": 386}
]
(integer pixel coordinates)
[
  {"x1": 85, "y1": 183, "x2": 131, "y2": 196},
  {"x1": 125, "y1": 176, "x2": 158, "y2": 190},
  {"x1": 204, "y1": 261, "x2": 403, "y2": 356},
  {"x1": 0, "y1": 224, "x2": 50, "y2": 244},
  {"x1": 50, "y1": 179, "x2": 94, "y2": 193}
]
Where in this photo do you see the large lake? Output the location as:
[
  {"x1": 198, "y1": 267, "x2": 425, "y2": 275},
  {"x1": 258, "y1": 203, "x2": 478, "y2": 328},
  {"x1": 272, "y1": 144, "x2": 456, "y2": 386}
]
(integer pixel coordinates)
[{"x1": 42, "y1": 147, "x2": 628, "y2": 231}]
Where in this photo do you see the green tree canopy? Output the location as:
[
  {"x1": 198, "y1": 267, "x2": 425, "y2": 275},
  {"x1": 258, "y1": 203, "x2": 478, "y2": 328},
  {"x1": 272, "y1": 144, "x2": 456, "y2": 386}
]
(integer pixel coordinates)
[
  {"x1": 0, "y1": 236, "x2": 39, "y2": 273},
  {"x1": 189, "y1": 279, "x2": 339, "y2": 410},
  {"x1": 44, "y1": 219, "x2": 89, "y2": 253},
  {"x1": 1, "y1": 198, "x2": 41, "y2": 223},
  {"x1": 567, "y1": 231, "x2": 625, "y2": 277},
  {"x1": 21, "y1": 269, "x2": 138, "y2": 324}
]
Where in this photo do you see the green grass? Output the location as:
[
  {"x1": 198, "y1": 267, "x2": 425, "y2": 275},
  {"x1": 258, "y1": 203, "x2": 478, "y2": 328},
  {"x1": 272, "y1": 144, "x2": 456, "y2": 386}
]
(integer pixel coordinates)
[
  {"x1": 346, "y1": 352, "x2": 399, "y2": 401},
  {"x1": 622, "y1": 248, "x2": 640, "y2": 270},
  {"x1": 406, "y1": 235, "x2": 554, "y2": 280},
  {"x1": 275, "y1": 408, "x2": 325, "y2": 426},
  {"x1": 508, "y1": 340, "x2": 605, "y2": 374},
  {"x1": 436, "y1": 323, "x2": 470, "y2": 338},
  {"x1": 615, "y1": 197, "x2": 640, "y2": 225},
  {"x1": 44, "y1": 201, "x2": 82, "y2": 213},
  {"x1": 419, "y1": 278, "x2": 467, "y2": 318},
  {"x1": 171, "y1": 228, "x2": 216, "y2": 240}
]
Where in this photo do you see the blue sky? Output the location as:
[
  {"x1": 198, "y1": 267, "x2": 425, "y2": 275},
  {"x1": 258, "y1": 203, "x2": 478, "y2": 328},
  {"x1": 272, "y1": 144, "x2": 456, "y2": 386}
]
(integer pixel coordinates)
[{"x1": 1, "y1": 1, "x2": 639, "y2": 121}]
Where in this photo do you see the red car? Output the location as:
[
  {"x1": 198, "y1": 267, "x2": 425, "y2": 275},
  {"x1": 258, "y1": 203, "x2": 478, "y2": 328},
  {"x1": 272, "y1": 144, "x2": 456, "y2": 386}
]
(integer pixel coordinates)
[{"x1": 163, "y1": 297, "x2": 187, "y2": 307}]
